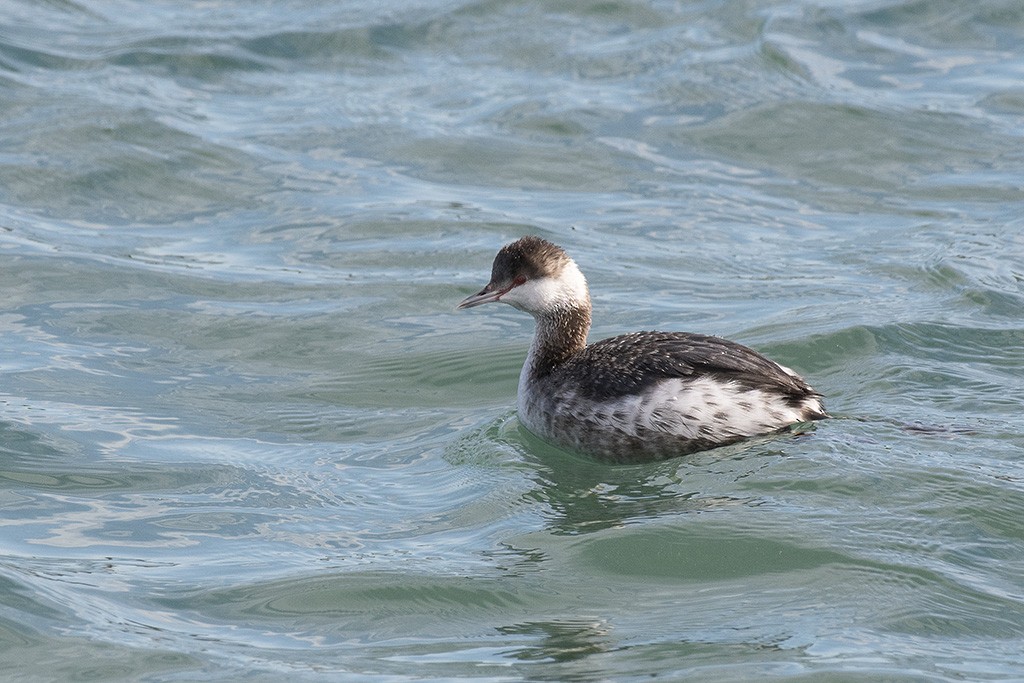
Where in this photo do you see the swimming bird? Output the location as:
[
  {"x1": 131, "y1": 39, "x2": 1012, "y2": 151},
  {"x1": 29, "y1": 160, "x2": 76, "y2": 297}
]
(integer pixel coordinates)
[{"x1": 457, "y1": 236, "x2": 826, "y2": 461}]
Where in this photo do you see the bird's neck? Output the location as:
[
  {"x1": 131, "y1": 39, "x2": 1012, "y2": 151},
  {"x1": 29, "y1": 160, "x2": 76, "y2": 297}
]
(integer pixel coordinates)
[{"x1": 522, "y1": 302, "x2": 591, "y2": 382}]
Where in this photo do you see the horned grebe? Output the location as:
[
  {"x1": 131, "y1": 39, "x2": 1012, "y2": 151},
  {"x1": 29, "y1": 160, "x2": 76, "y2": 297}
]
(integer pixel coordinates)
[{"x1": 457, "y1": 236, "x2": 826, "y2": 461}]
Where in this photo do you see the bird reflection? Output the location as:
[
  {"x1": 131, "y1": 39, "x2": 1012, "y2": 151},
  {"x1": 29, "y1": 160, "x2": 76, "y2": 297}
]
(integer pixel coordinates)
[
  {"x1": 517, "y1": 425, "x2": 777, "y2": 536},
  {"x1": 498, "y1": 617, "x2": 613, "y2": 664}
]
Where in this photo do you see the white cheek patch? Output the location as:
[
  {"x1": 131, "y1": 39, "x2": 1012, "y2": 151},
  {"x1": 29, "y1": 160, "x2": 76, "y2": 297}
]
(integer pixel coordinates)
[
  {"x1": 503, "y1": 278, "x2": 561, "y2": 311},
  {"x1": 502, "y1": 262, "x2": 588, "y2": 313}
]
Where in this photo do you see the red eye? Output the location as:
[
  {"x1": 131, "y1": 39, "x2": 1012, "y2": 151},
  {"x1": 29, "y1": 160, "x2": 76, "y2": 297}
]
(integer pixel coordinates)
[{"x1": 513, "y1": 275, "x2": 527, "y2": 286}]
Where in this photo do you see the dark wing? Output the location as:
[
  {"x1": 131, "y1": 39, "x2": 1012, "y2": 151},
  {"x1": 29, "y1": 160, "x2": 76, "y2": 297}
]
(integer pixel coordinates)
[{"x1": 556, "y1": 331, "x2": 817, "y2": 403}]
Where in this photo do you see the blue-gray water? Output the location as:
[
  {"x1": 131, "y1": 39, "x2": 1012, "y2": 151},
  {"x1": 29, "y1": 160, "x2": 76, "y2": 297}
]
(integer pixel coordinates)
[{"x1": 1, "y1": 0, "x2": 1023, "y2": 680}]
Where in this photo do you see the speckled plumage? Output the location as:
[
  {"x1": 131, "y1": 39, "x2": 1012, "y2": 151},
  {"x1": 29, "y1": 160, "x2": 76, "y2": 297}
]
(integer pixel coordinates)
[{"x1": 458, "y1": 236, "x2": 826, "y2": 461}]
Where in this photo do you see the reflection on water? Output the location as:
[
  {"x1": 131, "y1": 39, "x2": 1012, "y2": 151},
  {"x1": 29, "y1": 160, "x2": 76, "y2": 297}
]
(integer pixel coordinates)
[
  {"x1": 498, "y1": 618, "x2": 613, "y2": 666},
  {"x1": 518, "y1": 428, "x2": 774, "y2": 536}
]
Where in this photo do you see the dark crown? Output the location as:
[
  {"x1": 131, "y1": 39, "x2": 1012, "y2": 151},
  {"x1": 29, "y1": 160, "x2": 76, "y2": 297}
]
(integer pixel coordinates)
[{"x1": 491, "y1": 235, "x2": 570, "y2": 283}]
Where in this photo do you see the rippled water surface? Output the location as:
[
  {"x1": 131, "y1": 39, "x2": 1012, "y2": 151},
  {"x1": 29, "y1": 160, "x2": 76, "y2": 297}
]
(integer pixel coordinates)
[{"x1": 2, "y1": 0, "x2": 1023, "y2": 680}]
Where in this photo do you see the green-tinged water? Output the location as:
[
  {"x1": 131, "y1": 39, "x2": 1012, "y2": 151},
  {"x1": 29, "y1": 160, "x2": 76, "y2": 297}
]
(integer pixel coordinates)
[{"x1": 1, "y1": 0, "x2": 1022, "y2": 680}]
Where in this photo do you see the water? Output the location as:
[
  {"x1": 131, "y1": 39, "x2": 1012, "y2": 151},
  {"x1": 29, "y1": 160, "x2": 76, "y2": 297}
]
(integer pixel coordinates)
[{"x1": 1, "y1": 0, "x2": 1023, "y2": 679}]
